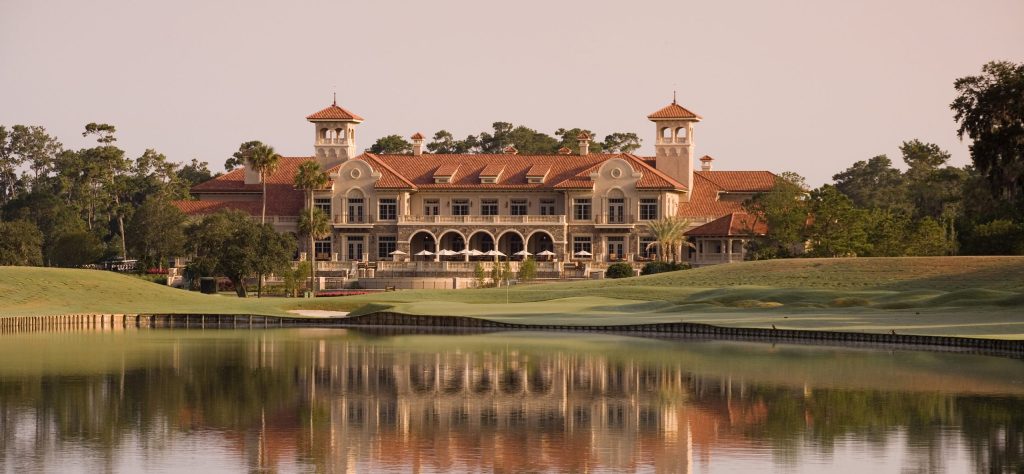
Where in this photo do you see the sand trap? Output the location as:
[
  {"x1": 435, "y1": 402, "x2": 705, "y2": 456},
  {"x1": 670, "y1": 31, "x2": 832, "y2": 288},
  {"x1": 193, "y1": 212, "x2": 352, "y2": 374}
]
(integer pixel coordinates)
[{"x1": 287, "y1": 310, "x2": 350, "y2": 318}]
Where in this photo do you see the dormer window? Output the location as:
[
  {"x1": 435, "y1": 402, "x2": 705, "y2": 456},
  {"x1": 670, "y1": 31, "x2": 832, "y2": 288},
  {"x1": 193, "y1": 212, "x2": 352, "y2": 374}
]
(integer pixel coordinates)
[
  {"x1": 433, "y1": 164, "x2": 460, "y2": 184},
  {"x1": 480, "y1": 164, "x2": 504, "y2": 184},
  {"x1": 526, "y1": 164, "x2": 550, "y2": 184}
]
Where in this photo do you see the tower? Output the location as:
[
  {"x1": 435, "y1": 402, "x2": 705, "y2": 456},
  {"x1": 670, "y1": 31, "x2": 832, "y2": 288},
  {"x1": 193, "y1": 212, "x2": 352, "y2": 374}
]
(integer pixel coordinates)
[
  {"x1": 306, "y1": 97, "x2": 364, "y2": 169},
  {"x1": 647, "y1": 96, "x2": 701, "y2": 195}
]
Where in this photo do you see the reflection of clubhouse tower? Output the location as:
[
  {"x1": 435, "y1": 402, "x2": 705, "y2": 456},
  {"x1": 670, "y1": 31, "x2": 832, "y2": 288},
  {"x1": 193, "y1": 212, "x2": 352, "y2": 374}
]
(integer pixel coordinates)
[{"x1": 294, "y1": 343, "x2": 694, "y2": 473}]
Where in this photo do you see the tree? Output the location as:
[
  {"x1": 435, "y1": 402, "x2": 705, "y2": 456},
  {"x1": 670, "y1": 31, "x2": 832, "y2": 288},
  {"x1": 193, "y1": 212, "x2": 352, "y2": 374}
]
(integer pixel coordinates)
[
  {"x1": 518, "y1": 258, "x2": 536, "y2": 282},
  {"x1": 177, "y1": 158, "x2": 215, "y2": 189},
  {"x1": 185, "y1": 210, "x2": 293, "y2": 297},
  {"x1": 832, "y1": 155, "x2": 907, "y2": 211},
  {"x1": 283, "y1": 260, "x2": 311, "y2": 297},
  {"x1": 778, "y1": 171, "x2": 808, "y2": 190},
  {"x1": 644, "y1": 216, "x2": 691, "y2": 263},
  {"x1": 81, "y1": 123, "x2": 132, "y2": 258},
  {"x1": 601, "y1": 133, "x2": 642, "y2": 154},
  {"x1": 805, "y1": 185, "x2": 870, "y2": 257},
  {"x1": 2, "y1": 190, "x2": 86, "y2": 263},
  {"x1": 0, "y1": 220, "x2": 43, "y2": 266},
  {"x1": 294, "y1": 161, "x2": 331, "y2": 295},
  {"x1": 473, "y1": 262, "x2": 486, "y2": 288},
  {"x1": 368, "y1": 135, "x2": 413, "y2": 154},
  {"x1": 960, "y1": 219, "x2": 1024, "y2": 255},
  {"x1": 252, "y1": 224, "x2": 295, "y2": 298},
  {"x1": 0, "y1": 126, "x2": 25, "y2": 206},
  {"x1": 246, "y1": 143, "x2": 280, "y2": 224},
  {"x1": 127, "y1": 197, "x2": 186, "y2": 270},
  {"x1": 951, "y1": 61, "x2": 1024, "y2": 200},
  {"x1": 225, "y1": 140, "x2": 263, "y2": 172},
  {"x1": 48, "y1": 231, "x2": 104, "y2": 267},
  {"x1": 743, "y1": 179, "x2": 808, "y2": 259},
  {"x1": 862, "y1": 208, "x2": 910, "y2": 257},
  {"x1": 899, "y1": 140, "x2": 965, "y2": 221},
  {"x1": 904, "y1": 217, "x2": 952, "y2": 256},
  {"x1": 426, "y1": 130, "x2": 477, "y2": 154}
]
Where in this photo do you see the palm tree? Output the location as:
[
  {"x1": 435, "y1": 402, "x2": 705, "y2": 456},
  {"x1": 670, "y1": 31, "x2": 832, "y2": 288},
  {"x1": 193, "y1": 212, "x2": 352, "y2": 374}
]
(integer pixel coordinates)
[
  {"x1": 247, "y1": 143, "x2": 281, "y2": 224},
  {"x1": 644, "y1": 216, "x2": 693, "y2": 263},
  {"x1": 294, "y1": 161, "x2": 330, "y2": 295}
]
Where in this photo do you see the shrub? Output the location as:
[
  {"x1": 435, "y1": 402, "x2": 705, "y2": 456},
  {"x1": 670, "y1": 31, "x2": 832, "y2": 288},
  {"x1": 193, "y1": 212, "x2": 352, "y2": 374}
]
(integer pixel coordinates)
[
  {"x1": 606, "y1": 262, "x2": 635, "y2": 279},
  {"x1": 473, "y1": 263, "x2": 486, "y2": 288},
  {"x1": 518, "y1": 258, "x2": 537, "y2": 281},
  {"x1": 640, "y1": 261, "x2": 689, "y2": 275}
]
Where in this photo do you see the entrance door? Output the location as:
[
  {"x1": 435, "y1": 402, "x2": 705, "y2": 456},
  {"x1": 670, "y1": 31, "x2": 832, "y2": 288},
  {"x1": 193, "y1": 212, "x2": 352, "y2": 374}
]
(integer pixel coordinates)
[
  {"x1": 607, "y1": 237, "x2": 624, "y2": 261},
  {"x1": 347, "y1": 237, "x2": 364, "y2": 261}
]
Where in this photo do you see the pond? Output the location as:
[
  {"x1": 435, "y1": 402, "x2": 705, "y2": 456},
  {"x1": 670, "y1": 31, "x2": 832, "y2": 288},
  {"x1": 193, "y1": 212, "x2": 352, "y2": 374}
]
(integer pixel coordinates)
[{"x1": 0, "y1": 328, "x2": 1021, "y2": 473}]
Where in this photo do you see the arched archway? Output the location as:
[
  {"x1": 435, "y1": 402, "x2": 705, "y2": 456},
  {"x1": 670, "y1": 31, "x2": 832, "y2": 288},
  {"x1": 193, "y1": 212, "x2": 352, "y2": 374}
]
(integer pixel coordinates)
[
  {"x1": 526, "y1": 230, "x2": 555, "y2": 257},
  {"x1": 437, "y1": 229, "x2": 466, "y2": 259},
  {"x1": 409, "y1": 230, "x2": 436, "y2": 258},
  {"x1": 497, "y1": 230, "x2": 525, "y2": 258},
  {"x1": 468, "y1": 230, "x2": 495, "y2": 252},
  {"x1": 675, "y1": 126, "x2": 687, "y2": 143}
]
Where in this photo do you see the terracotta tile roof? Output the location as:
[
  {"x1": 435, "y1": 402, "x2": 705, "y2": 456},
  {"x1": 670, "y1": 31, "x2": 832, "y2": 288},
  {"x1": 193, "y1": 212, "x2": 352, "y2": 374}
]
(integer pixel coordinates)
[
  {"x1": 172, "y1": 199, "x2": 263, "y2": 216},
  {"x1": 647, "y1": 102, "x2": 702, "y2": 120},
  {"x1": 557, "y1": 147, "x2": 572, "y2": 155},
  {"x1": 434, "y1": 163, "x2": 461, "y2": 177},
  {"x1": 343, "y1": 154, "x2": 418, "y2": 189},
  {"x1": 698, "y1": 170, "x2": 778, "y2": 192},
  {"x1": 479, "y1": 163, "x2": 505, "y2": 177},
  {"x1": 526, "y1": 164, "x2": 550, "y2": 177},
  {"x1": 410, "y1": 132, "x2": 425, "y2": 140},
  {"x1": 305, "y1": 103, "x2": 364, "y2": 121},
  {"x1": 185, "y1": 157, "x2": 311, "y2": 216},
  {"x1": 576, "y1": 131, "x2": 591, "y2": 140},
  {"x1": 685, "y1": 211, "x2": 768, "y2": 237},
  {"x1": 368, "y1": 153, "x2": 685, "y2": 191},
  {"x1": 678, "y1": 171, "x2": 778, "y2": 220}
]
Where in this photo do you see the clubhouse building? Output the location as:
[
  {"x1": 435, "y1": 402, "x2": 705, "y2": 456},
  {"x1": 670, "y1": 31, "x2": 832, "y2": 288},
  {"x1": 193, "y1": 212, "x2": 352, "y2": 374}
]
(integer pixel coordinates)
[{"x1": 174, "y1": 99, "x2": 776, "y2": 287}]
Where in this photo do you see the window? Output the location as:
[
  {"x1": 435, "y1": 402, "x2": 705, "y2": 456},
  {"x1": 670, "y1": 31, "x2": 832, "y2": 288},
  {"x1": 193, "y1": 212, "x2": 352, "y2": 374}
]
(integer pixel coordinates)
[
  {"x1": 452, "y1": 199, "x2": 470, "y2": 216},
  {"x1": 347, "y1": 198, "x2": 364, "y2": 223},
  {"x1": 314, "y1": 237, "x2": 332, "y2": 260},
  {"x1": 378, "y1": 198, "x2": 397, "y2": 221},
  {"x1": 540, "y1": 199, "x2": 555, "y2": 216},
  {"x1": 573, "y1": 236, "x2": 592, "y2": 256},
  {"x1": 640, "y1": 236, "x2": 657, "y2": 259},
  {"x1": 639, "y1": 198, "x2": 658, "y2": 220},
  {"x1": 607, "y1": 236, "x2": 625, "y2": 259},
  {"x1": 378, "y1": 236, "x2": 396, "y2": 259},
  {"x1": 481, "y1": 199, "x2": 498, "y2": 216},
  {"x1": 314, "y1": 197, "x2": 332, "y2": 215},
  {"x1": 510, "y1": 199, "x2": 527, "y2": 216},
  {"x1": 608, "y1": 198, "x2": 625, "y2": 223},
  {"x1": 424, "y1": 199, "x2": 440, "y2": 216},
  {"x1": 347, "y1": 236, "x2": 364, "y2": 261},
  {"x1": 573, "y1": 198, "x2": 591, "y2": 221}
]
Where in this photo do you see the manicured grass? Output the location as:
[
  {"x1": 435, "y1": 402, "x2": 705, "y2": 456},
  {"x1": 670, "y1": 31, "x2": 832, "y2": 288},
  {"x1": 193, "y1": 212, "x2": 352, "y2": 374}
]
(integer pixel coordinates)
[{"x1": 1, "y1": 256, "x2": 1023, "y2": 339}]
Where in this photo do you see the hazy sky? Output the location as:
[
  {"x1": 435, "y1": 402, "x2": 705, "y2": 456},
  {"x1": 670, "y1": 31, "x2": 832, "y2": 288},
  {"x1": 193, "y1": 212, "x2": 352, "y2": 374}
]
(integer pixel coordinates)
[{"x1": 2, "y1": 0, "x2": 1022, "y2": 185}]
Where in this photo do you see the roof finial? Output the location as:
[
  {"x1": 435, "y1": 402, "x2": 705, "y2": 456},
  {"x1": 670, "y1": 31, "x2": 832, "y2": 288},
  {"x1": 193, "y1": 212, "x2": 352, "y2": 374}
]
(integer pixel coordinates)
[
  {"x1": 332, "y1": 90, "x2": 337, "y2": 106},
  {"x1": 673, "y1": 90, "x2": 677, "y2": 105}
]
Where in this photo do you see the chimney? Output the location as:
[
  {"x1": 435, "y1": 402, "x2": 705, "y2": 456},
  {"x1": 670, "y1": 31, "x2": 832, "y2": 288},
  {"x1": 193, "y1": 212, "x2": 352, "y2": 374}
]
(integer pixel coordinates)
[
  {"x1": 411, "y1": 132, "x2": 425, "y2": 156},
  {"x1": 577, "y1": 132, "x2": 591, "y2": 155},
  {"x1": 503, "y1": 144, "x2": 519, "y2": 155},
  {"x1": 700, "y1": 155, "x2": 714, "y2": 171}
]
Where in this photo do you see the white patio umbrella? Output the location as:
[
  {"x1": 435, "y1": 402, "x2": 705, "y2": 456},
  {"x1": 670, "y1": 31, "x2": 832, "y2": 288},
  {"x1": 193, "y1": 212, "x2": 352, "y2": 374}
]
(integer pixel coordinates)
[
  {"x1": 389, "y1": 250, "x2": 408, "y2": 255},
  {"x1": 436, "y1": 249, "x2": 456, "y2": 256},
  {"x1": 456, "y1": 248, "x2": 472, "y2": 255},
  {"x1": 469, "y1": 249, "x2": 484, "y2": 256},
  {"x1": 513, "y1": 250, "x2": 532, "y2": 257},
  {"x1": 574, "y1": 250, "x2": 593, "y2": 257},
  {"x1": 414, "y1": 249, "x2": 434, "y2": 256},
  {"x1": 484, "y1": 250, "x2": 506, "y2": 257},
  {"x1": 537, "y1": 250, "x2": 556, "y2": 256}
]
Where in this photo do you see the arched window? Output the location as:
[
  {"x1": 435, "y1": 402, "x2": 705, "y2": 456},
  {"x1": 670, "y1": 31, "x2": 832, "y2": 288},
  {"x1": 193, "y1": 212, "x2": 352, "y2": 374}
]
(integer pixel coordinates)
[
  {"x1": 660, "y1": 127, "x2": 672, "y2": 142},
  {"x1": 675, "y1": 127, "x2": 688, "y2": 143}
]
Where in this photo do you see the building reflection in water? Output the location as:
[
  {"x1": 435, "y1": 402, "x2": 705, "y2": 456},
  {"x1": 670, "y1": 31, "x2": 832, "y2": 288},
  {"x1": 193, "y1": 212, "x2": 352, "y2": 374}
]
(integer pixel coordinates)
[{"x1": 0, "y1": 329, "x2": 1021, "y2": 473}]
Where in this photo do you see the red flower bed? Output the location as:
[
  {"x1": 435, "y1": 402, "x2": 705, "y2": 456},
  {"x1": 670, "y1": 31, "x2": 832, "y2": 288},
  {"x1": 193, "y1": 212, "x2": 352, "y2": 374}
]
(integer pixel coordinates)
[
  {"x1": 146, "y1": 268, "x2": 169, "y2": 275},
  {"x1": 315, "y1": 290, "x2": 371, "y2": 297}
]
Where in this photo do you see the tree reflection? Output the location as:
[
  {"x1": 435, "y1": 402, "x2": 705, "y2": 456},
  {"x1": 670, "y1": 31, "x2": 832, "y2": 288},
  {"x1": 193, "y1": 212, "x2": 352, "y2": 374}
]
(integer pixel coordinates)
[{"x1": 0, "y1": 330, "x2": 1020, "y2": 473}]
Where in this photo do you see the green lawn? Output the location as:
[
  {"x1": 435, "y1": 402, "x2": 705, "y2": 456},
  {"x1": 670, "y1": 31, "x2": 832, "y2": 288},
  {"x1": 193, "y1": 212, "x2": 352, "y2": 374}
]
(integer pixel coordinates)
[{"x1": 1, "y1": 256, "x2": 1023, "y2": 339}]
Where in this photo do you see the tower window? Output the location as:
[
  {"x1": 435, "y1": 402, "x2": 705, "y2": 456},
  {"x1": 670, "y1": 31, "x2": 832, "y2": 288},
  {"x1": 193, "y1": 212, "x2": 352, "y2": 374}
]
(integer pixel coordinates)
[{"x1": 661, "y1": 127, "x2": 672, "y2": 141}]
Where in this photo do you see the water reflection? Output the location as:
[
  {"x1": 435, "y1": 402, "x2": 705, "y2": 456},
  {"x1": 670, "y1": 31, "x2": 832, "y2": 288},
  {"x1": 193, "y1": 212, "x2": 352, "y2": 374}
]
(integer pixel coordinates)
[{"x1": 0, "y1": 329, "x2": 1021, "y2": 473}]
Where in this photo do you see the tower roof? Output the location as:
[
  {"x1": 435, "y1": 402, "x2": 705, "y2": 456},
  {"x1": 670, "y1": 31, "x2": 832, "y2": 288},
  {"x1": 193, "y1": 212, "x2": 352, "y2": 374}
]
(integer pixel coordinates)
[
  {"x1": 647, "y1": 101, "x2": 701, "y2": 121},
  {"x1": 306, "y1": 103, "x2": 364, "y2": 121}
]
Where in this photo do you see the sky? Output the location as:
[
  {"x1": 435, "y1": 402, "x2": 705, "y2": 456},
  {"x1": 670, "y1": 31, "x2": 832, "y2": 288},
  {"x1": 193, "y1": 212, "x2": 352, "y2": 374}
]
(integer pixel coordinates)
[{"x1": 1, "y1": 0, "x2": 1022, "y2": 185}]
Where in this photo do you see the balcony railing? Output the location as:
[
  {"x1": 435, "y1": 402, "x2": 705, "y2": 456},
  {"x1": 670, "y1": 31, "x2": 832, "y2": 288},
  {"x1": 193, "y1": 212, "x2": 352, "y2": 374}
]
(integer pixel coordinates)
[
  {"x1": 594, "y1": 214, "x2": 635, "y2": 225},
  {"x1": 334, "y1": 214, "x2": 373, "y2": 225},
  {"x1": 317, "y1": 138, "x2": 347, "y2": 145},
  {"x1": 398, "y1": 215, "x2": 566, "y2": 225}
]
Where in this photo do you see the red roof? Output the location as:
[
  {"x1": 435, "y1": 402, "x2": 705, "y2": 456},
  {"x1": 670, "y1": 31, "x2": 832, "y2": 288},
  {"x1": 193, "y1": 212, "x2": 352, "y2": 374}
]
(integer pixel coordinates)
[
  {"x1": 678, "y1": 170, "x2": 778, "y2": 219},
  {"x1": 647, "y1": 102, "x2": 702, "y2": 120},
  {"x1": 367, "y1": 152, "x2": 685, "y2": 191},
  {"x1": 410, "y1": 132, "x2": 425, "y2": 140},
  {"x1": 306, "y1": 103, "x2": 364, "y2": 121},
  {"x1": 479, "y1": 163, "x2": 505, "y2": 177},
  {"x1": 183, "y1": 157, "x2": 310, "y2": 216},
  {"x1": 576, "y1": 132, "x2": 591, "y2": 140},
  {"x1": 685, "y1": 212, "x2": 768, "y2": 237}
]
